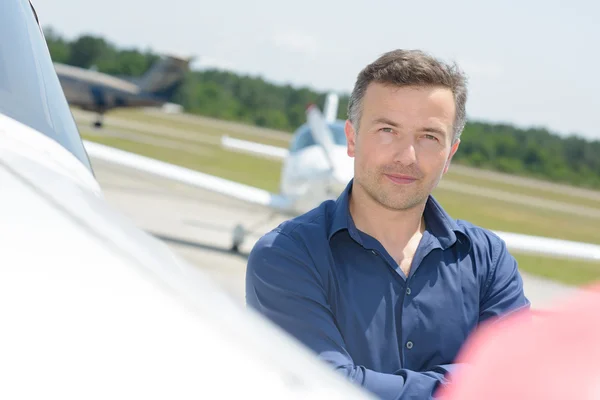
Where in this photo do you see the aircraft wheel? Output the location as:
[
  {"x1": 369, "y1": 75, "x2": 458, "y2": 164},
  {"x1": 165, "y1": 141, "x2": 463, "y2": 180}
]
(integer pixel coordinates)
[{"x1": 231, "y1": 224, "x2": 245, "y2": 253}]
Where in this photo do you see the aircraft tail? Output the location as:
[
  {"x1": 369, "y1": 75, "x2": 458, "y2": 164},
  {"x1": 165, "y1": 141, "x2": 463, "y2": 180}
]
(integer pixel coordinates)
[{"x1": 137, "y1": 55, "x2": 191, "y2": 99}]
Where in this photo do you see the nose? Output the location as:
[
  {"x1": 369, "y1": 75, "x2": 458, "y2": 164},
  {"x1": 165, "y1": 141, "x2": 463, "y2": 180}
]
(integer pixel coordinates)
[{"x1": 393, "y1": 138, "x2": 417, "y2": 165}]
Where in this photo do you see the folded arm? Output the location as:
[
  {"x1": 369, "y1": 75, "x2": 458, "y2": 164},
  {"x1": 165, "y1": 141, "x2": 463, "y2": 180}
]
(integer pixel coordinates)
[{"x1": 245, "y1": 230, "x2": 457, "y2": 400}]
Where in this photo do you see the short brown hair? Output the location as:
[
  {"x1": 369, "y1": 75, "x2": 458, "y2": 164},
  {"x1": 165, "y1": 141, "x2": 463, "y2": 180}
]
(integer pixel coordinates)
[{"x1": 347, "y1": 49, "x2": 468, "y2": 143}]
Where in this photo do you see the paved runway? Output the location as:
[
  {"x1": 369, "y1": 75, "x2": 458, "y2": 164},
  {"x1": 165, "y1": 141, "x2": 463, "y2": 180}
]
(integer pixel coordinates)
[
  {"x1": 91, "y1": 158, "x2": 289, "y2": 305},
  {"x1": 90, "y1": 157, "x2": 578, "y2": 310}
]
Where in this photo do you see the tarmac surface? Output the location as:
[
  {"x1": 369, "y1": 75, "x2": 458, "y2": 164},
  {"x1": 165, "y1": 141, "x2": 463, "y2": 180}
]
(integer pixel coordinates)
[{"x1": 90, "y1": 157, "x2": 579, "y2": 310}]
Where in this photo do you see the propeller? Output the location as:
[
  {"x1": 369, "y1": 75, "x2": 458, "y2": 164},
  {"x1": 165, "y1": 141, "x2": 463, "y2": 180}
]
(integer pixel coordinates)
[
  {"x1": 305, "y1": 101, "x2": 353, "y2": 198},
  {"x1": 306, "y1": 103, "x2": 337, "y2": 173},
  {"x1": 323, "y1": 92, "x2": 339, "y2": 123}
]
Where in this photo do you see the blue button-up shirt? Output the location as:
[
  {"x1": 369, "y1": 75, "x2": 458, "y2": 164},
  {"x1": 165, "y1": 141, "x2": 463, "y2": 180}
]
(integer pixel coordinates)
[{"x1": 246, "y1": 180, "x2": 530, "y2": 400}]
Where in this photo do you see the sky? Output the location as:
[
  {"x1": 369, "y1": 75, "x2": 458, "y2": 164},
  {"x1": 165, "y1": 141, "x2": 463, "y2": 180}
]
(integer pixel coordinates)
[{"x1": 33, "y1": 0, "x2": 599, "y2": 141}]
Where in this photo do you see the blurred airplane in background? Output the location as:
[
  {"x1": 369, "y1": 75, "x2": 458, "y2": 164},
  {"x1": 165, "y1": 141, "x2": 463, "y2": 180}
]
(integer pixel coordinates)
[
  {"x1": 83, "y1": 89, "x2": 600, "y2": 261},
  {"x1": 1, "y1": 1, "x2": 374, "y2": 398},
  {"x1": 55, "y1": 54, "x2": 190, "y2": 127},
  {"x1": 222, "y1": 93, "x2": 354, "y2": 217}
]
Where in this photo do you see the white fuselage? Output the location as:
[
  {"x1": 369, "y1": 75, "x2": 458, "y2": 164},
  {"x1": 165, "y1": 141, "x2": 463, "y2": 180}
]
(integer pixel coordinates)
[
  {"x1": 0, "y1": 112, "x2": 372, "y2": 399},
  {"x1": 280, "y1": 144, "x2": 354, "y2": 214}
]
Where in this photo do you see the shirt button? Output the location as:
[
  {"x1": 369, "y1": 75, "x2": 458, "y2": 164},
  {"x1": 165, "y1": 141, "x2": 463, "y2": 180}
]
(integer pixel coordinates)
[
  {"x1": 406, "y1": 287, "x2": 411, "y2": 295},
  {"x1": 406, "y1": 341, "x2": 413, "y2": 349}
]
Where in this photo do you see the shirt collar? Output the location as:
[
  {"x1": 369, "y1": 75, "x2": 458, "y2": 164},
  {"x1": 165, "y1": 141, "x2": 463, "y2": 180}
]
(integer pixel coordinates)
[
  {"x1": 328, "y1": 179, "x2": 471, "y2": 251},
  {"x1": 329, "y1": 179, "x2": 363, "y2": 244}
]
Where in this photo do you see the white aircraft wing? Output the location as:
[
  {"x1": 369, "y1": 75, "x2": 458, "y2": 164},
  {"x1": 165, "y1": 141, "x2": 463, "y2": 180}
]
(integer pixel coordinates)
[
  {"x1": 221, "y1": 135, "x2": 289, "y2": 160},
  {"x1": 0, "y1": 112, "x2": 373, "y2": 400},
  {"x1": 84, "y1": 140, "x2": 293, "y2": 213},
  {"x1": 493, "y1": 231, "x2": 600, "y2": 262}
]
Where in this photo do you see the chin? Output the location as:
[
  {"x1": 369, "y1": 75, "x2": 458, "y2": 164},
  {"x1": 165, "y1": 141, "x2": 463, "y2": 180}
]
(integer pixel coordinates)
[{"x1": 377, "y1": 191, "x2": 427, "y2": 211}]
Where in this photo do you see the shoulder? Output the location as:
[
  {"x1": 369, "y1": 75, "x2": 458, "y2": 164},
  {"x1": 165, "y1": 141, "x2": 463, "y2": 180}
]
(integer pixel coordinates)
[
  {"x1": 453, "y1": 220, "x2": 524, "y2": 300},
  {"x1": 454, "y1": 219, "x2": 513, "y2": 266},
  {"x1": 248, "y1": 199, "x2": 336, "y2": 267},
  {"x1": 246, "y1": 201, "x2": 336, "y2": 299},
  {"x1": 254, "y1": 199, "x2": 336, "y2": 252}
]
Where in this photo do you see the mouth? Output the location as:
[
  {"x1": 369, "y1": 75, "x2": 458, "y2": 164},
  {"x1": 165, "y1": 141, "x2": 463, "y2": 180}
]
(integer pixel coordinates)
[{"x1": 384, "y1": 174, "x2": 418, "y2": 185}]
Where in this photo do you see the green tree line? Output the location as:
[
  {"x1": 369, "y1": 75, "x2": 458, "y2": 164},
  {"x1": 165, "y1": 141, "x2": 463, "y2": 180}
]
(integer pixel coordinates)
[{"x1": 44, "y1": 28, "x2": 600, "y2": 190}]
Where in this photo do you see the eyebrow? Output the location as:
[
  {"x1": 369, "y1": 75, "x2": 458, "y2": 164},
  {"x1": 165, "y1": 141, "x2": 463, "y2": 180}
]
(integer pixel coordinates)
[{"x1": 372, "y1": 117, "x2": 400, "y2": 127}]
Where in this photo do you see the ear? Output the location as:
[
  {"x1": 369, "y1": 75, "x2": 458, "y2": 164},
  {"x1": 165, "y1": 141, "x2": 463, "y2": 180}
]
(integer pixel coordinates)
[
  {"x1": 443, "y1": 139, "x2": 460, "y2": 174},
  {"x1": 345, "y1": 119, "x2": 357, "y2": 157}
]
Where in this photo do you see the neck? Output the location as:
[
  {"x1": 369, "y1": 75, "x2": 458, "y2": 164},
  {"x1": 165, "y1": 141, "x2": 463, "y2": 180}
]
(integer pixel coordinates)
[{"x1": 349, "y1": 181, "x2": 427, "y2": 248}]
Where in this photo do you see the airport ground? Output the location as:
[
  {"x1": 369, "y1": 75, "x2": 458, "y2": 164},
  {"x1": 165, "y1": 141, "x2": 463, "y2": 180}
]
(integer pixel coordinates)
[{"x1": 74, "y1": 108, "x2": 600, "y2": 308}]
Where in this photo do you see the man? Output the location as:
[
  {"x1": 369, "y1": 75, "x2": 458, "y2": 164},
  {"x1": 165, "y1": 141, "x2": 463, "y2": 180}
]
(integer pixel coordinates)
[{"x1": 245, "y1": 49, "x2": 530, "y2": 399}]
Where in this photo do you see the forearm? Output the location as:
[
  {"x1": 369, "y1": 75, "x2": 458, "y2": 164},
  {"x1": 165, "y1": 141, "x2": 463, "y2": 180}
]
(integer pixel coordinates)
[{"x1": 331, "y1": 360, "x2": 459, "y2": 400}]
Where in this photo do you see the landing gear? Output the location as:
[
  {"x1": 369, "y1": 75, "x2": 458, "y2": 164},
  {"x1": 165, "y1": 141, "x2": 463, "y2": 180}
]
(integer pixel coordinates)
[
  {"x1": 231, "y1": 224, "x2": 245, "y2": 253},
  {"x1": 230, "y1": 212, "x2": 278, "y2": 253},
  {"x1": 93, "y1": 112, "x2": 104, "y2": 128}
]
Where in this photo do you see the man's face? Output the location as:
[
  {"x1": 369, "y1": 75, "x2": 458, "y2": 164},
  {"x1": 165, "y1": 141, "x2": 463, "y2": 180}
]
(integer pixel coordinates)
[{"x1": 345, "y1": 82, "x2": 460, "y2": 211}]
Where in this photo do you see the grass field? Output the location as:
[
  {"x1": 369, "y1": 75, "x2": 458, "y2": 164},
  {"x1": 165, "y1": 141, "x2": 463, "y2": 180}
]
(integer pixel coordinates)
[
  {"x1": 77, "y1": 109, "x2": 600, "y2": 286},
  {"x1": 444, "y1": 169, "x2": 600, "y2": 210},
  {"x1": 431, "y1": 190, "x2": 600, "y2": 245},
  {"x1": 511, "y1": 253, "x2": 600, "y2": 286},
  {"x1": 83, "y1": 131, "x2": 282, "y2": 192},
  {"x1": 107, "y1": 108, "x2": 292, "y2": 148}
]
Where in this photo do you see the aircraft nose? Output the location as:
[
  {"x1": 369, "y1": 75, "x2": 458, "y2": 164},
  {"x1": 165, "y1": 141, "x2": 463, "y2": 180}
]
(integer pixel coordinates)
[
  {"x1": 334, "y1": 153, "x2": 354, "y2": 183},
  {"x1": 330, "y1": 161, "x2": 353, "y2": 194},
  {"x1": 333, "y1": 169, "x2": 352, "y2": 186},
  {"x1": 325, "y1": 148, "x2": 354, "y2": 196}
]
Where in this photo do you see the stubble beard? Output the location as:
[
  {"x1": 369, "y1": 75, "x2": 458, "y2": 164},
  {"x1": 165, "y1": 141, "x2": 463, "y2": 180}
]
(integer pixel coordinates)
[{"x1": 356, "y1": 167, "x2": 435, "y2": 212}]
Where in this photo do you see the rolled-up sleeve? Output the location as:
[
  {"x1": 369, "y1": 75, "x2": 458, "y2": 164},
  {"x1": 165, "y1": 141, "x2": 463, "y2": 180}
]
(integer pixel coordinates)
[{"x1": 246, "y1": 230, "x2": 458, "y2": 400}]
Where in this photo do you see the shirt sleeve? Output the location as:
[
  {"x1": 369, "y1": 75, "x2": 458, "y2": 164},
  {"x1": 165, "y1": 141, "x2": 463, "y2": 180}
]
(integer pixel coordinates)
[
  {"x1": 245, "y1": 230, "x2": 458, "y2": 400},
  {"x1": 479, "y1": 235, "x2": 531, "y2": 324}
]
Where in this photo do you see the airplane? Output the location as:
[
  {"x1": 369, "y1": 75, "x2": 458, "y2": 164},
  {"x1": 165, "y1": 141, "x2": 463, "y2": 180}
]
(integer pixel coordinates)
[
  {"x1": 82, "y1": 92, "x2": 600, "y2": 261},
  {"x1": 54, "y1": 54, "x2": 190, "y2": 128},
  {"x1": 222, "y1": 93, "x2": 355, "y2": 218},
  {"x1": 0, "y1": 1, "x2": 374, "y2": 398}
]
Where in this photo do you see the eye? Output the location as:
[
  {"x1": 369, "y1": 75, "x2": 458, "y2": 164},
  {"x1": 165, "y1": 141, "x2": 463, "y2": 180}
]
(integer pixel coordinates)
[
  {"x1": 379, "y1": 127, "x2": 394, "y2": 133},
  {"x1": 423, "y1": 134, "x2": 439, "y2": 141}
]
